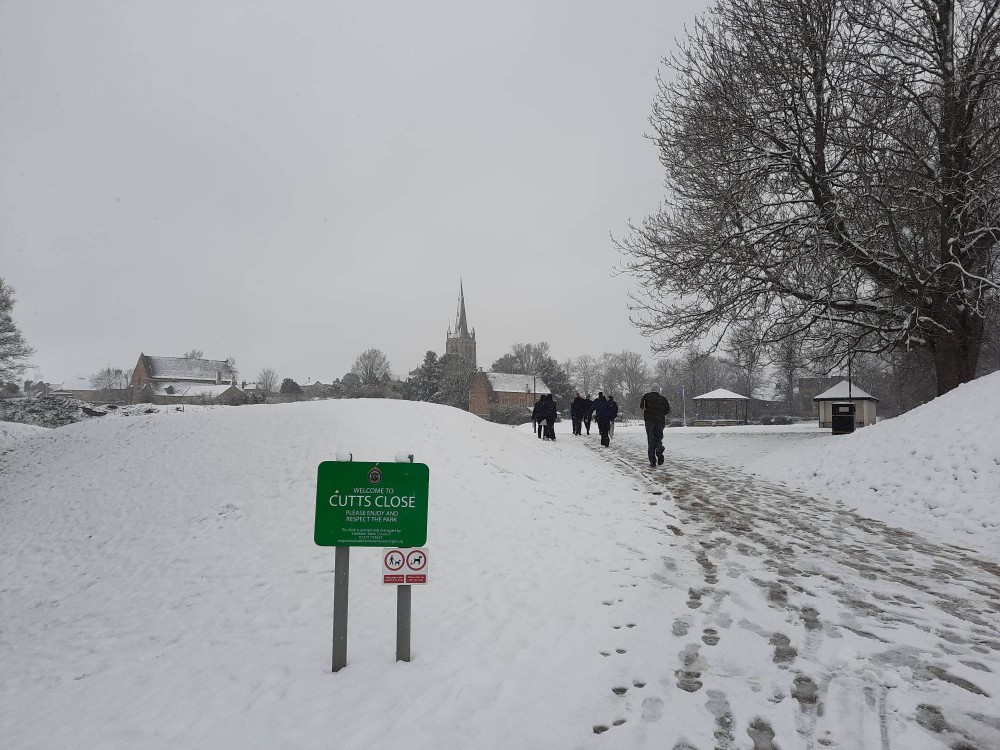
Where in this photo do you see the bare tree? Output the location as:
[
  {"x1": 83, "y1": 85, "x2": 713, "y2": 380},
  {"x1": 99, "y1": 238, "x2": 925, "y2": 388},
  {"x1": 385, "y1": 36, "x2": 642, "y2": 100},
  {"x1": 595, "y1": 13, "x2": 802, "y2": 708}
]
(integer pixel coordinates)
[
  {"x1": 257, "y1": 368, "x2": 278, "y2": 400},
  {"x1": 617, "y1": 351, "x2": 651, "y2": 415},
  {"x1": 620, "y1": 0, "x2": 1000, "y2": 396},
  {"x1": 595, "y1": 352, "x2": 624, "y2": 397},
  {"x1": 182, "y1": 349, "x2": 204, "y2": 359},
  {"x1": 570, "y1": 354, "x2": 600, "y2": 395},
  {"x1": 492, "y1": 342, "x2": 552, "y2": 376},
  {"x1": 223, "y1": 356, "x2": 239, "y2": 382},
  {"x1": 89, "y1": 366, "x2": 130, "y2": 402},
  {"x1": 723, "y1": 324, "x2": 765, "y2": 399},
  {"x1": 351, "y1": 348, "x2": 392, "y2": 386},
  {"x1": 769, "y1": 333, "x2": 805, "y2": 407},
  {"x1": 0, "y1": 279, "x2": 33, "y2": 382}
]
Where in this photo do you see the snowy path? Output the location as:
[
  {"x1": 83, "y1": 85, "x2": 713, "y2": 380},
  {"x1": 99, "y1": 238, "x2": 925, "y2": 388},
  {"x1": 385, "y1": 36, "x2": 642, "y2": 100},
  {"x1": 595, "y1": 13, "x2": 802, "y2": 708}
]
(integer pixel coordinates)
[{"x1": 583, "y1": 431, "x2": 1000, "y2": 749}]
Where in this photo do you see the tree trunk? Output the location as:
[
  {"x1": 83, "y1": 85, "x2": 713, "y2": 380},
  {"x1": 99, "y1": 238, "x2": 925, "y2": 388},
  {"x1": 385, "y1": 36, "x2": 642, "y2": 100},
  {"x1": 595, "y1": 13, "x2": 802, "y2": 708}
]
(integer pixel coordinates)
[{"x1": 932, "y1": 295, "x2": 984, "y2": 395}]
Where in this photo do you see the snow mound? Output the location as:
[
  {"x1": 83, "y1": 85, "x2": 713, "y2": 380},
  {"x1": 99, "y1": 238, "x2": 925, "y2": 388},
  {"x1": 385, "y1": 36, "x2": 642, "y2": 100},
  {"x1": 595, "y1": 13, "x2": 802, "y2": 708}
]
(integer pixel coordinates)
[
  {"x1": 761, "y1": 370, "x2": 1000, "y2": 552},
  {"x1": 0, "y1": 399, "x2": 653, "y2": 749},
  {"x1": 0, "y1": 419, "x2": 50, "y2": 449}
]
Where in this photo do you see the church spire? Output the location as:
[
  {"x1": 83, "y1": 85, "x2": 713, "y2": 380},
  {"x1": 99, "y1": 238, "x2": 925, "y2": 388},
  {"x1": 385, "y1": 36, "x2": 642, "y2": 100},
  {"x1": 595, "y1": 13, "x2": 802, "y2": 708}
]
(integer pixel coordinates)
[{"x1": 455, "y1": 278, "x2": 469, "y2": 337}]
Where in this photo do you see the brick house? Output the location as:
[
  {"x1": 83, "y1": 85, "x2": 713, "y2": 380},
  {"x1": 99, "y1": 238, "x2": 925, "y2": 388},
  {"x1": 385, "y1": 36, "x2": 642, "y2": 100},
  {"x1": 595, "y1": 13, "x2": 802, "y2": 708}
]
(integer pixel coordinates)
[
  {"x1": 131, "y1": 354, "x2": 243, "y2": 405},
  {"x1": 469, "y1": 372, "x2": 550, "y2": 418}
]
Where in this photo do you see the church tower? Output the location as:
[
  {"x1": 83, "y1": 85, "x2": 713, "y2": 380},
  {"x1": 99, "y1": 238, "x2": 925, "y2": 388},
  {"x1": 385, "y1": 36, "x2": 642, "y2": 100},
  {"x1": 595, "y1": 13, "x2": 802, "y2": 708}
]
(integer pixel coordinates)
[{"x1": 445, "y1": 279, "x2": 477, "y2": 369}]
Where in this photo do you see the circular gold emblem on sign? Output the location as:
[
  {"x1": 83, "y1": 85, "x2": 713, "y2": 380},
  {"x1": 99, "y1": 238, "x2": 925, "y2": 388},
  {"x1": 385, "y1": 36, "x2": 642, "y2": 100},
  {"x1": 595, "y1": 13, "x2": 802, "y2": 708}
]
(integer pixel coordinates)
[{"x1": 368, "y1": 467, "x2": 382, "y2": 485}]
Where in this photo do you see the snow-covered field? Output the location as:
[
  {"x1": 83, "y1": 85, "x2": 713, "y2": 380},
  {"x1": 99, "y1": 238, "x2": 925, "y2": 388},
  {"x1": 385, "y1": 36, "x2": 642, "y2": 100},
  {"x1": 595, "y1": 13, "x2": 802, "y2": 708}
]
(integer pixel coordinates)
[
  {"x1": 0, "y1": 401, "x2": 681, "y2": 749},
  {"x1": 2, "y1": 387, "x2": 999, "y2": 749}
]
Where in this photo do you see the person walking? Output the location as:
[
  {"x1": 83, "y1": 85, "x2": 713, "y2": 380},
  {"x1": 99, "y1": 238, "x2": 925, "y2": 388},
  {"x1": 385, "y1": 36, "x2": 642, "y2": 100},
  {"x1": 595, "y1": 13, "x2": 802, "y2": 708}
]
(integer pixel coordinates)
[
  {"x1": 570, "y1": 392, "x2": 586, "y2": 436},
  {"x1": 592, "y1": 391, "x2": 615, "y2": 447},
  {"x1": 639, "y1": 384, "x2": 671, "y2": 467},
  {"x1": 582, "y1": 393, "x2": 594, "y2": 435},
  {"x1": 532, "y1": 395, "x2": 544, "y2": 439},
  {"x1": 542, "y1": 393, "x2": 558, "y2": 440},
  {"x1": 607, "y1": 396, "x2": 619, "y2": 439}
]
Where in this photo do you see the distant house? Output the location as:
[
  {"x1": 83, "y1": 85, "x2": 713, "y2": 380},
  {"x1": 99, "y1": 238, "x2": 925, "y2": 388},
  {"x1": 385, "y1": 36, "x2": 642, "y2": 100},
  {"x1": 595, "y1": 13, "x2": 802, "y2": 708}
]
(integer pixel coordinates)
[
  {"x1": 797, "y1": 376, "x2": 842, "y2": 417},
  {"x1": 813, "y1": 380, "x2": 879, "y2": 428},
  {"x1": 300, "y1": 381, "x2": 333, "y2": 399},
  {"x1": 469, "y1": 372, "x2": 550, "y2": 418},
  {"x1": 131, "y1": 354, "x2": 243, "y2": 405}
]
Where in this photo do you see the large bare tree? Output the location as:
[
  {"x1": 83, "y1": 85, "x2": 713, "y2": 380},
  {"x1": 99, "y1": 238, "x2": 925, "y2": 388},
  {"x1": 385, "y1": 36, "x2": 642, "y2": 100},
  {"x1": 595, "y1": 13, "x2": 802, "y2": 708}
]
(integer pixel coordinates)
[
  {"x1": 620, "y1": 0, "x2": 1000, "y2": 396},
  {"x1": 351, "y1": 348, "x2": 393, "y2": 386},
  {"x1": 257, "y1": 368, "x2": 278, "y2": 399}
]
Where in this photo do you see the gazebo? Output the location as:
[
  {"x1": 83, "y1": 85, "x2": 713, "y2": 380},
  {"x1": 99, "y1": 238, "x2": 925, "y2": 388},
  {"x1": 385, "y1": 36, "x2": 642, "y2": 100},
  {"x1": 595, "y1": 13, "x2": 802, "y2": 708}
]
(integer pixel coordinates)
[
  {"x1": 812, "y1": 380, "x2": 879, "y2": 428},
  {"x1": 692, "y1": 388, "x2": 750, "y2": 426}
]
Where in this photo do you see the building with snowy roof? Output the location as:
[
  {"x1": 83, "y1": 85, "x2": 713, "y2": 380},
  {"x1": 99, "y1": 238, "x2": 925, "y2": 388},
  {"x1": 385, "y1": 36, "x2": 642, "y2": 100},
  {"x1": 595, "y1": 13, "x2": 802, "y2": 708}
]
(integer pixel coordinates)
[
  {"x1": 692, "y1": 388, "x2": 750, "y2": 425},
  {"x1": 469, "y1": 371, "x2": 550, "y2": 418},
  {"x1": 812, "y1": 380, "x2": 879, "y2": 428},
  {"x1": 131, "y1": 354, "x2": 242, "y2": 405}
]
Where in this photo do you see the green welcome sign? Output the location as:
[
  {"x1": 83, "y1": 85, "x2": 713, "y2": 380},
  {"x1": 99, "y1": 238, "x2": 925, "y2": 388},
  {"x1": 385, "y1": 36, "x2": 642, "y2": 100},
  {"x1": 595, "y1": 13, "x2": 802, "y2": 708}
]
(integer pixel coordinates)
[{"x1": 315, "y1": 461, "x2": 429, "y2": 547}]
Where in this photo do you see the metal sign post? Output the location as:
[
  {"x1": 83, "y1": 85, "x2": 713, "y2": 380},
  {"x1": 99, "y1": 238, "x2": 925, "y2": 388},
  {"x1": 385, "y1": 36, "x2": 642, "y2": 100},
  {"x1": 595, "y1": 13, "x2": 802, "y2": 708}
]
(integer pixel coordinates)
[
  {"x1": 396, "y1": 452, "x2": 413, "y2": 663},
  {"x1": 332, "y1": 451, "x2": 351, "y2": 673},
  {"x1": 332, "y1": 545, "x2": 349, "y2": 672}
]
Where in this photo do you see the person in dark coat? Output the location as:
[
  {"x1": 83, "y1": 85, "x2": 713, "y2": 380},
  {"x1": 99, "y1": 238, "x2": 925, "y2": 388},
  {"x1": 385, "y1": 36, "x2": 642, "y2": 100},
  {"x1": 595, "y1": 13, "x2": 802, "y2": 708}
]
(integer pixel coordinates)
[
  {"x1": 532, "y1": 396, "x2": 544, "y2": 439},
  {"x1": 570, "y1": 392, "x2": 586, "y2": 435},
  {"x1": 639, "y1": 383, "x2": 671, "y2": 467},
  {"x1": 607, "y1": 396, "x2": 619, "y2": 439},
  {"x1": 582, "y1": 393, "x2": 594, "y2": 435},
  {"x1": 542, "y1": 393, "x2": 558, "y2": 440},
  {"x1": 592, "y1": 391, "x2": 615, "y2": 447}
]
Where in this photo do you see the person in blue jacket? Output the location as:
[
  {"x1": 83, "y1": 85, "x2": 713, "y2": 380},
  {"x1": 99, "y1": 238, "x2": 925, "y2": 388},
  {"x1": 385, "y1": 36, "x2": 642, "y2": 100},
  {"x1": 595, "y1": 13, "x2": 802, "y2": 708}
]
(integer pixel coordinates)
[
  {"x1": 570, "y1": 392, "x2": 586, "y2": 435},
  {"x1": 639, "y1": 384, "x2": 671, "y2": 467},
  {"x1": 591, "y1": 391, "x2": 616, "y2": 447}
]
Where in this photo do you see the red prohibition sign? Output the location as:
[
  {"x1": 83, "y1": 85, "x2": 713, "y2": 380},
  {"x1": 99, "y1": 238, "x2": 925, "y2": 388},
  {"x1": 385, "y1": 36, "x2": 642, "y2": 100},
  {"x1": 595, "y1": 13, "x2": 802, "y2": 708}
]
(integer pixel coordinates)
[
  {"x1": 384, "y1": 549, "x2": 405, "y2": 571},
  {"x1": 406, "y1": 549, "x2": 427, "y2": 571}
]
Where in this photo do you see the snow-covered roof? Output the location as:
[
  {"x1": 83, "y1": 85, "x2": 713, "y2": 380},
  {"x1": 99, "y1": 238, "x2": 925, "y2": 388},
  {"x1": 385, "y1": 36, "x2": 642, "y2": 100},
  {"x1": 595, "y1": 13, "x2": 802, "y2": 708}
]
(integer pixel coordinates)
[
  {"x1": 142, "y1": 355, "x2": 231, "y2": 382},
  {"x1": 486, "y1": 372, "x2": 550, "y2": 395},
  {"x1": 149, "y1": 382, "x2": 241, "y2": 397},
  {"x1": 187, "y1": 384, "x2": 242, "y2": 398},
  {"x1": 693, "y1": 388, "x2": 749, "y2": 400},
  {"x1": 813, "y1": 380, "x2": 878, "y2": 401}
]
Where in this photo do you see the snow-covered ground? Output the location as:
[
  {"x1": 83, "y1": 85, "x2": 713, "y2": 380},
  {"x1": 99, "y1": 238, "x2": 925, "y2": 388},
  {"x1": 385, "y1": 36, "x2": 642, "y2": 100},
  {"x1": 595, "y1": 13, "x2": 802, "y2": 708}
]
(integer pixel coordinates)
[
  {"x1": 597, "y1": 371, "x2": 1000, "y2": 556},
  {"x1": 2, "y1": 393, "x2": 999, "y2": 749}
]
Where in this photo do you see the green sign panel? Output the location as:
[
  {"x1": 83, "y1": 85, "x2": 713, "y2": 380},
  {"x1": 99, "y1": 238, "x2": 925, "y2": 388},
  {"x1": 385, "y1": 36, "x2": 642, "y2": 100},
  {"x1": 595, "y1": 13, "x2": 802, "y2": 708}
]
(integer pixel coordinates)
[{"x1": 315, "y1": 461, "x2": 429, "y2": 547}]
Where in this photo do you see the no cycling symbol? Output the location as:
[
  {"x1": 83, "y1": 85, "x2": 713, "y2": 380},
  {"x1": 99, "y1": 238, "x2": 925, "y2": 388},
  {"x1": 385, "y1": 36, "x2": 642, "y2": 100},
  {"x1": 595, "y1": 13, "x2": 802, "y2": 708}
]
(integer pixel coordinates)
[{"x1": 382, "y1": 547, "x2": 429, "y2": 585}]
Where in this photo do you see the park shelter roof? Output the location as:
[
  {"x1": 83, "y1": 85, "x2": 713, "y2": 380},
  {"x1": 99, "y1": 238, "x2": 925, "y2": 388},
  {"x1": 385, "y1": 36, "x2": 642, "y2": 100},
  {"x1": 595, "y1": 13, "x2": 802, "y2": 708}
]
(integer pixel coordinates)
[
  {"x1": 813, "y1": 380, "x2": 878, "y2": 401},
  {"x1": 486, "y1": 372, "x2": 550, "y2": 395},
  {"x1": 693, "y1": 388, "x2": 749, "y2": 400}
]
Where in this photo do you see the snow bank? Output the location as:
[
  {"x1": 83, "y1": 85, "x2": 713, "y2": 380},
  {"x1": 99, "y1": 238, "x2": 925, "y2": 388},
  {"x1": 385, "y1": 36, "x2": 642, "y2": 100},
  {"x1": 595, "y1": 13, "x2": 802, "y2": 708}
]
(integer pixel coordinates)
[
  {"x1": 0, "y1": 399, "x2": 661, "y2": 750},
  {"x1": 753, "y1": 371, "x2": 1000, "y2": 553},
  {"x1": 0, "y1": 419, "x2": 49, "y2": 450}
]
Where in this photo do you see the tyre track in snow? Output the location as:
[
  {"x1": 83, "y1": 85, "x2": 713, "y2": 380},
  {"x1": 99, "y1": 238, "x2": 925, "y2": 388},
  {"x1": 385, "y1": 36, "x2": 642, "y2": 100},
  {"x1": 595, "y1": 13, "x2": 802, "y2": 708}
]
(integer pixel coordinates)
[{"x1": 586, "y1": 435, "x2": 1000, "y2": 750}]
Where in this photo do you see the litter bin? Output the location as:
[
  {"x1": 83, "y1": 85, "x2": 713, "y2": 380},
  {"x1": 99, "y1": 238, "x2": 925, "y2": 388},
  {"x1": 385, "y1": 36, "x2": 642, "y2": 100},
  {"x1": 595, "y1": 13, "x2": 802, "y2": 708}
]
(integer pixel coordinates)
[{"x1": 831, "y1": 403, "x2": 856, "y2": 435}]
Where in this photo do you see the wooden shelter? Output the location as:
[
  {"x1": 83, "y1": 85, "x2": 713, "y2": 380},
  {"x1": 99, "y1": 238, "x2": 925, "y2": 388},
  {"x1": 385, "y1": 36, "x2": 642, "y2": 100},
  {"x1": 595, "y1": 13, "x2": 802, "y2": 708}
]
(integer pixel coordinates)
[
  {"x1": 692, "y1": 388, "x2": 750, "y2": 426},
  {"x1": 812, "y1": 380, "x2": 878, "y2": 428}
]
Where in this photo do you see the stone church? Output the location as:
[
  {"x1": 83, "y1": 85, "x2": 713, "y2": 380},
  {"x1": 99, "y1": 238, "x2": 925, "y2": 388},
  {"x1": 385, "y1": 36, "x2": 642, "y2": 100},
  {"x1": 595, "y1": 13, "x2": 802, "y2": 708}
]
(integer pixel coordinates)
[
  {"x1": 445, "y1": 280, "x2": 477, "y2": 369},
  {"x1": 446, "y1": 281, "x2": 549, "y2": 417}
]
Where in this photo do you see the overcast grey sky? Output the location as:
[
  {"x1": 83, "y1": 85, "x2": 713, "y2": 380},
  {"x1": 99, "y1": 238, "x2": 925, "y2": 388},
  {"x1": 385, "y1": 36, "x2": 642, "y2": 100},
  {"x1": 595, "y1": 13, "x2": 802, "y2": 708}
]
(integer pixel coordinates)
[{"x1": 1, "y1": 0, "x2": 711, "y2": 385}]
